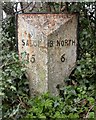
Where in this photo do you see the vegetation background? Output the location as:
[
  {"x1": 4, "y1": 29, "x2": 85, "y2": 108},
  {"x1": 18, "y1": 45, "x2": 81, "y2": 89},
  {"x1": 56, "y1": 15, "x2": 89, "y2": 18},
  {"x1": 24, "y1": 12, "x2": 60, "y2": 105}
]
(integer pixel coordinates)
[{"x1": 0, "y1": 1, "x2": 96, "y2": 119}]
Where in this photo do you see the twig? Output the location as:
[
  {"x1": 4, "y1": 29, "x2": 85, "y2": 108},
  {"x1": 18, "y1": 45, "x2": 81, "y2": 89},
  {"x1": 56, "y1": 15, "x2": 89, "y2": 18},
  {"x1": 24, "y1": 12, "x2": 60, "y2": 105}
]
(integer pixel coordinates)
[
  {"x1": 60, "y1": 2, "x2": 69, "y2": 12},
  {"x1": 0, "y1": 61, "x2": 21, "y2": 69},
  {"x1": 18, "y1": 96, "x2": 27, "y2": 108},
  {"x1": 15, "y1": 2, "x2": 33, "y2": 13},
  {"x1": 14, "y1": 2, "x2": 18, "y2": 12},
  {"x1": 29, "y1": 2, "x2": 36, "y2": 12},
  {"x1": 20, "y1": 2, "x2": 24, "y2": 13},
  {"x1": 53, "y1": 3, "x2": 56, "y2": 12},
  {"x1": 60, "y1": 2, "x2": 63, "y2": 12},
  {"x1": 46, "y1": 2, "x2": 51, "y2": 12},
  {"x1": 85, "y1": 105, "x2": 94, "y2": 118}
]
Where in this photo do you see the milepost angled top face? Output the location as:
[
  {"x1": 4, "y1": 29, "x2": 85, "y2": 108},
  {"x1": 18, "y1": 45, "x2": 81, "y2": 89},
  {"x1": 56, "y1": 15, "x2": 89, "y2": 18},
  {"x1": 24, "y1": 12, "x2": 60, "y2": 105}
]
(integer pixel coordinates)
[{"x1": 17, "y1": 13, "x2": 78, "y2": 95}]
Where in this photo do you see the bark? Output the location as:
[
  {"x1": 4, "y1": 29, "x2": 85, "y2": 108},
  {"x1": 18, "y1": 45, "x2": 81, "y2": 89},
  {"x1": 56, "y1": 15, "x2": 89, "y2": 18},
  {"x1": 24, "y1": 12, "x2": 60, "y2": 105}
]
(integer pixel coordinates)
[
  {"x1": 2, "y1": 2, "x2": 14, "y2": 16},
  {"x1": 20, "y1": 2, "x2": 24, "y2": 13}
]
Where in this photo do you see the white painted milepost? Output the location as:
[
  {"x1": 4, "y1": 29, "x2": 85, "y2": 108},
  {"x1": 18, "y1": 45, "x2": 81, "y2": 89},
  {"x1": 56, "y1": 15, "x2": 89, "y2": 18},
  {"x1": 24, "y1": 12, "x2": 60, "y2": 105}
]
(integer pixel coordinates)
[{"x1": 17, "y1": 13, "x2": 78, "y2": 96}]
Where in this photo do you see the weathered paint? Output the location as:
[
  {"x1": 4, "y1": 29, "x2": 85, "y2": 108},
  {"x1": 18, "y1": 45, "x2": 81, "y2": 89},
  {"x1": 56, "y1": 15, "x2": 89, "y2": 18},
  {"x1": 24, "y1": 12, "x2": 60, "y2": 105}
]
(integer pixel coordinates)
[{"x1": 17, "y1": 13, "x2": 78, "y2": 96}]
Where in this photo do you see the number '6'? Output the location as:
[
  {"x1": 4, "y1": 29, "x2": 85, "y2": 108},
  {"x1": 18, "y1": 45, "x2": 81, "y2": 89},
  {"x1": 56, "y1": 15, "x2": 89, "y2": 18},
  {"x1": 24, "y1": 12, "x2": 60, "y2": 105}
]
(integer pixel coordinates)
[{"x1": 61, "y1": 54, "x2": 65, "y2": 62}]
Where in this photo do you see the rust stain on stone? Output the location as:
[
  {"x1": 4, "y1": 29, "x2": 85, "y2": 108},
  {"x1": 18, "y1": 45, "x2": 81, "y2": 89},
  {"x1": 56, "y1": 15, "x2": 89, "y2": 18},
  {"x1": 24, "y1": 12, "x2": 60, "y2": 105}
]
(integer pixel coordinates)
[
  {"x1": 24, "y1": 31, "x2": 27, "y2": 39},
  {"x1": 28, "y1": 33, "x2": 34, "y2": 55},
  {"x1": 28, "y1": 33, "x2": 31, "y2": 47},
  {"x1": 40, "y1": 46, "x2": 47, "y2": 53}
]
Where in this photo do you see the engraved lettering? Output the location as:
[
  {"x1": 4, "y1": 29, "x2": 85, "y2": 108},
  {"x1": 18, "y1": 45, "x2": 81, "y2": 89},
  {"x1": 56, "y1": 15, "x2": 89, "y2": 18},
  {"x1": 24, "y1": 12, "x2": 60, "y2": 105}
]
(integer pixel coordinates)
[
  {"x1": 61, "y1": 41, "x2": 64, "y2": 46},
  {"x1": 48, "y1": 40, "x2": 53, "y2": 47},
  {"x1": 22, "y1": 39, "x2": 25, "y2": 46},
  {"x1": 61, "y1": 54, "x2": 65, "y2": 62},
  {"x1": 65, "y1": 39, "x2": 68, "y2": 46},
  {"x1": 72, "y1": 40, "x2": 75, "y2": 45},
  {"x1": 26, "y1": 40, "x2": 29, "y2": 46},
  {"x1": 57, "y1": 40, "x2": 60, "y2": 46}
]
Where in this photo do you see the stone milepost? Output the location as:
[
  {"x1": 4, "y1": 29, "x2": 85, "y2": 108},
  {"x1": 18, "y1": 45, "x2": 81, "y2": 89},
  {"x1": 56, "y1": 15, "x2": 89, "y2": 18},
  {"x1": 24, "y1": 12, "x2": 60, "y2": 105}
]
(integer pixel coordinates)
[{"x1": 17, "y1": 13, "x2": 78, "y2": 96}]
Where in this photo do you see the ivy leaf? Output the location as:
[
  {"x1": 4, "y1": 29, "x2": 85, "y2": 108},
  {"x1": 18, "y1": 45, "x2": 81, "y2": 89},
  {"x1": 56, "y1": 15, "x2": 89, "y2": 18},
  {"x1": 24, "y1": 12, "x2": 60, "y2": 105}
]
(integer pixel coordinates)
[{"x1": 88, "y1": 112, "x2": 94, "y2": 118}]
